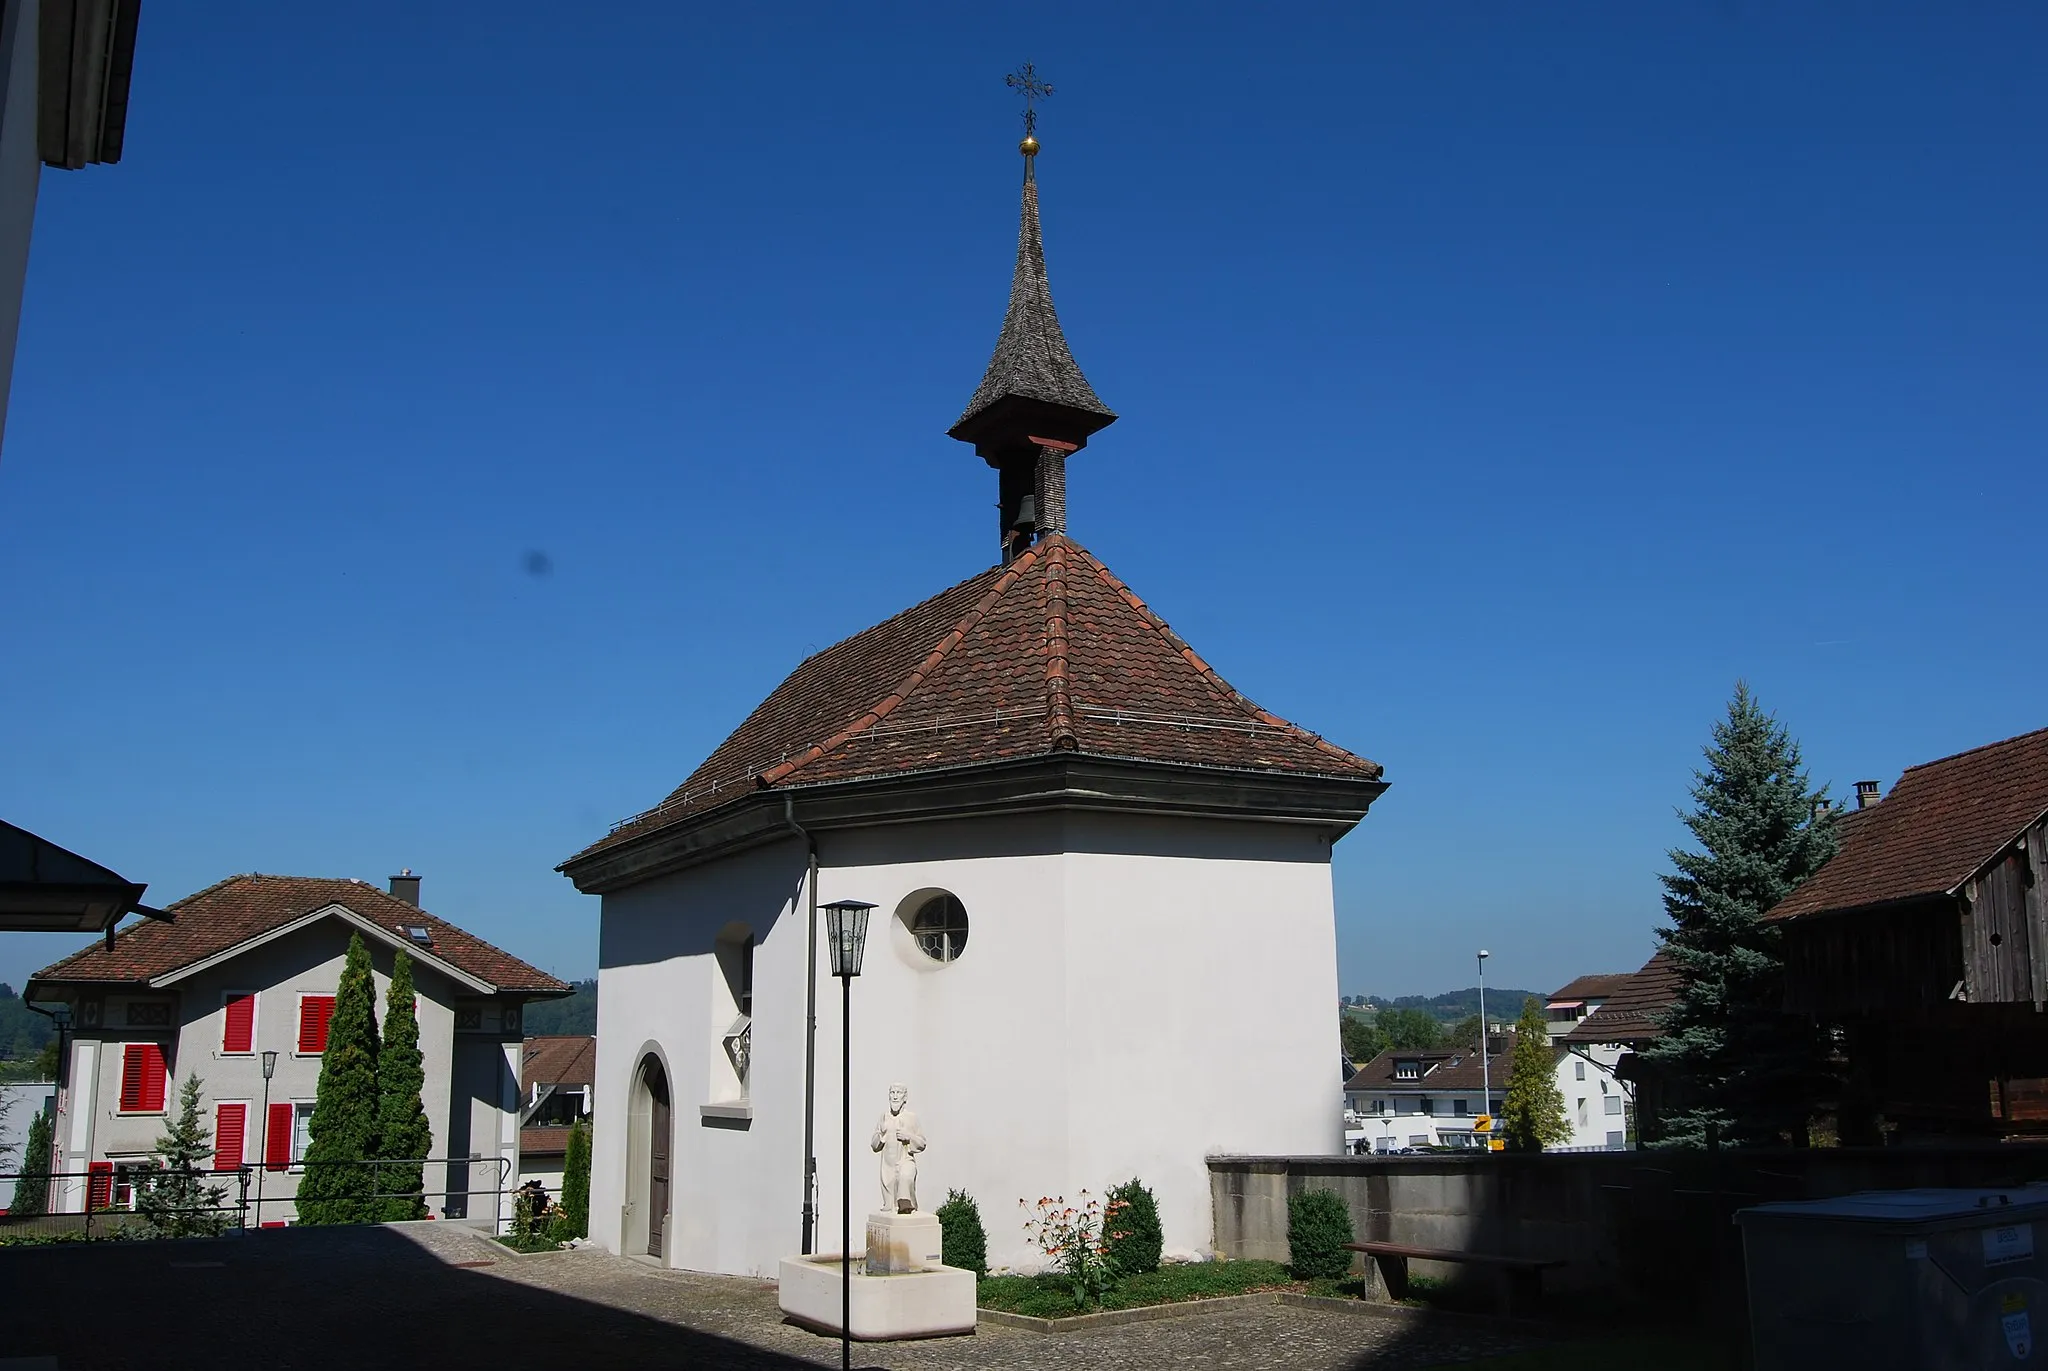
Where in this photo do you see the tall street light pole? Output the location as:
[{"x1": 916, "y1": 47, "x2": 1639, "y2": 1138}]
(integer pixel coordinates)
[
  {"x1": 1477, "y1": 950, "x2": 1492, "y2": 1141},
  {"x1": 822, "y1": 899, "x2": 875, "y2": 1371},
  {"x1": 256, "y1": 1050, "x2": 277, "y2": 1225}
]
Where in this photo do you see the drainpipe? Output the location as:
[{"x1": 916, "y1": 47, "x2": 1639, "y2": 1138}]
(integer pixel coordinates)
[
  {"x1": 24, "y1": 999, "x2": 69, "y2": 1183},
  {"x1": 784, "y1": 794, "x2": 820, "y2": 1254}
]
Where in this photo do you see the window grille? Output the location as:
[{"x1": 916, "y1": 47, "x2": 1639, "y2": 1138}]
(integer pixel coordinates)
[{"x1": 909, "y1": 894, "x2": 969, "y2": 963}]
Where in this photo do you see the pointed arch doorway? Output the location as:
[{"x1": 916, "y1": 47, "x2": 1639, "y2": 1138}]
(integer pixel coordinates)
[{"x1": 628, "y1": 1053, "x2": 672, "y2": 1259}]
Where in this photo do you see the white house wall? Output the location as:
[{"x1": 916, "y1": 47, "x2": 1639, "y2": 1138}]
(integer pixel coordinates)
[
  {"x1": 591, "y1": 811, "x2": 1343, "y2": 1277},
  {"x1": 54, "y1": 917, "x2": 503, "y2": 1221}
]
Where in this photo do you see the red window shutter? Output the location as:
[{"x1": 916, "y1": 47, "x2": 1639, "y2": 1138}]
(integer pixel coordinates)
[
  {"x1": 87, "y1": 1161, "x2": 114, "y2": 1210},
  {"x1": 120, "y1": 1043, "x2": 165, "y2": 1111},
  {"x1": 143, "y1": 1044, "x2": 167, "y2": 1111},
  {"x1": 265, "y1": 1101, "x2": 293, "y2": 1172},
  {"x1": 222, "y1": 993, "x2": 255, "y2": 1053},
  {"x1": 298, "y1": 996, "x2": 336, "y2": 1053},
  {"x1": 119, "y1": 1044, "x2": 146, "y2": 1111},
  {"x1": 214, "y1": 1103, "x2": 247, "y2": 1171}
]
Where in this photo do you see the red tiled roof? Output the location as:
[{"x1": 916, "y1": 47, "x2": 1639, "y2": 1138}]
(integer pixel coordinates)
[
  {"x1": 1565, "y1": 951, "x2": 1682, "y2": 1045},
  {"x1": 1344, "y1": 1045, "x2": 1502, "y2": 1095},
  {"x1": 1548, "y1": 973, "x2": 1635, "y2": 1003},
  {"x1": 522, "y1": 1036, "x2": 596, "y2": 1092},
  {"x1": 521, "y1": 1126, "x2": 571, "y2": 1158},
  {"x1": 1769, "y1": 726, "x2": 2048, "y2": 922},
  {"x1": 28, "y1": 875, "x2": 570, "y2": 995},
  {"x1": 574, "y1": 535, "x2": 1382, "y2": 860}
]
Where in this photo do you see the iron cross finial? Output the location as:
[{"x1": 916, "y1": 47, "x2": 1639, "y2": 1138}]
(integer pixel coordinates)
[{"x1": 1005, "y1": 61, "x2": 1054, "y2": 138}]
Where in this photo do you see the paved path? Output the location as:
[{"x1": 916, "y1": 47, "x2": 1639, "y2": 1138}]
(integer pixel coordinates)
[{"x1": 0, "y1": 1223, "x2": 1538, "y2": 1370}]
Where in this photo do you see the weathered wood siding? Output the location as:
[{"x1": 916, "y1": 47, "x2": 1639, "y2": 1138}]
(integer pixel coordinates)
[{"x1": 1962, "y1": 820, "x2": 2047, "y2": 1007}]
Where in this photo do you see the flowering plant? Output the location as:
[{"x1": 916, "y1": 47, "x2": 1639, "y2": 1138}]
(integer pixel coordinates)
[{"x1": 1019, "y1": 1190, "x2": 1132, "y2": 1309}]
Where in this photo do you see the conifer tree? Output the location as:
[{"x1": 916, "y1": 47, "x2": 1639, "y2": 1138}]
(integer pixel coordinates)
[
  {"x1": 1500, "y1": 997, "x2": 1569, "y2": 1152},
  {"x1": 1641, "y1": 683, "x2": 1838, "y2": 1148},
  {"x1": 298, "y1": 933, "x2": 381, "y2": 1223},
  {"x1": 558, "y1": 1119, "x2": 592, "y2": 1239},
  {"x1": 137, "y1": 1075, "x2": 231, "y2": 1237},
  {"x1": 375, "y1": 950, "x2": 432, "y2": 1221},
  {"x1": 11, "y1": 1107, "x2": 52, "y2": 1216}
]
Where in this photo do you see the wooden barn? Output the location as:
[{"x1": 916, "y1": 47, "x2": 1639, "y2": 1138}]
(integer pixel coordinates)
[{"x1": 1768, "y1": 726, "x2": 2048, "y2": 1140}]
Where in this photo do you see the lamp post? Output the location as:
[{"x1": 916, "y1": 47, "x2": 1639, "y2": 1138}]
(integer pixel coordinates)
[
  {"x1": 821, "y1": 899, "x2": 875, "y2": 1371},
  {"x1": 255, "y1": 1050, "x2": 277, "y2": 1226},
  {"x1": 1477, "y1": 951, "x2": 1491, "y2": 1138}
]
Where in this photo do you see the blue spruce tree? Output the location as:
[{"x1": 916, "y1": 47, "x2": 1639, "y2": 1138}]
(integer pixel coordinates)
[{"x1": 1643, "y1": 683, "x2": 1838, "y2": 1147}]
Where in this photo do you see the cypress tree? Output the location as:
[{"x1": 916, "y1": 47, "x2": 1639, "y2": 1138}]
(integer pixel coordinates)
[
  {"x1": 558, "y1": 1119, "x2": 591, "y2": 1240},
  {"x1": 375, "y1": 950, "x2": 432, "y2": 1221},
  {"x1": 1500, "y1": 997, "x2": 1570, "y2": 1152},
  {"x1": 137, "y1": 1075, "x2": 231, "y2": 1237},
  {"x1": 12, "y1": 1107, "x2": 52, "y2": 1216},
  {"x1": 298, "y1": 933, "x2": 381, "y2": 1223},
  {"x1": 1641, "y1": 683, "x2": 1839, "y2": 1148}
]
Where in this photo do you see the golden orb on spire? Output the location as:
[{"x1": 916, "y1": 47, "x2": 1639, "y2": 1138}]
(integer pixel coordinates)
[{"x1": 1019, "y1": 134, "x2": 1040, "y2": 157}]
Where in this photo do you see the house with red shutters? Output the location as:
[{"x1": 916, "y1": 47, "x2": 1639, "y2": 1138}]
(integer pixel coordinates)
[{"x1": 25, "y1": 872, "x2": 568, "y2": 1226}]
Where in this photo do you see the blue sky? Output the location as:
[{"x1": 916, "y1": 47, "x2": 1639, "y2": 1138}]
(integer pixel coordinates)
[{"x1": 3, "y1": 4, "x2": 2044, "y2": 1000}]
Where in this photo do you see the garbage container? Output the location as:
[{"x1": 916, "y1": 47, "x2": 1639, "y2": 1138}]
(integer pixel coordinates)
[{"x1": 1736, "y1": 1188, "x2": 2048, "y2": 1370}]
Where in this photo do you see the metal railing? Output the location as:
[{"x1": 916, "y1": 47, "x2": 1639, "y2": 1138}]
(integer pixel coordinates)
[{"x1": 0, "y1": 1156, "x2": 512, "y2": 1242}]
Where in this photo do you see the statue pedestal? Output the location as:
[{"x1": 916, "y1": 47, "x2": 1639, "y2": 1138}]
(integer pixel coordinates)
[
  {"x1": 866, "y1": 1210, "x2": 942, "y2": 1275},
  {"x1": 778, "y1": 1212, "x2": 973, "y2": 1341}
]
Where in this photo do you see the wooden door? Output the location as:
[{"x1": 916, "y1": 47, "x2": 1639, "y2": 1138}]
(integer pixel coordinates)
[{"x1": 647, "y1": 1061, "x2": 671, "y2": 1258}]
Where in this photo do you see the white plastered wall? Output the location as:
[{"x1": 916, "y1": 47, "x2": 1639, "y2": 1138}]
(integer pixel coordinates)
[{"x1": 589, "y1": 810, "x2": 1343, "y2": 1277}]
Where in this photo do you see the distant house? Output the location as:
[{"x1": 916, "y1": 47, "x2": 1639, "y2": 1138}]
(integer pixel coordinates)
[
  {"x1": 26, "y1": 874, "x2": 569, "y2": 1226},
  {"x1": 1344, "y1": 1045, "x2": 1504, "y2": 1151},
  {"x1": 1768, "y1": 726, "x2": 2048, "y2": 1138},
  {"x1": 520, "y1": 1035, "x2": 594, "y2": 1195},
  {"x1": 1565, "y1": 951, "x2": 1684, "y2": 1141},
  {"x1": 1544, "y1": 975, "x2": 1635, "y2": 1150}
]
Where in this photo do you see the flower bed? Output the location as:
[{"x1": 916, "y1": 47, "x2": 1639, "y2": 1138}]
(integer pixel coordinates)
[{"x1": 975, "y1": 1258, "x2": 1309, "y2": 1320}]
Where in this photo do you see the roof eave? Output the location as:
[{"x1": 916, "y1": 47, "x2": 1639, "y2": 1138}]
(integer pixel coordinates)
[
  {"x1": 38, "y1": 0, "x2": 140, "y2": 169},
  {"x1": 561, "y1": 753, "x2": 1388, "y2": 895}
]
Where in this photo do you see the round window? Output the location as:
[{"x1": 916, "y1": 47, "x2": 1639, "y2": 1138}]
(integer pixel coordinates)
[{"x1": 908, "y1": 893, "x2": 969, "y2": 964}]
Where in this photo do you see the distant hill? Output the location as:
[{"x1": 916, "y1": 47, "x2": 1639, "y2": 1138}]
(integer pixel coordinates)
[
  {"x1": 0, "y1": 984, "x2": 55, "y2": 1059},
  {"x1": 1343, "y1": 987, "x2": 1543, "y2": 1022},
  {"x1": 524, "y1": 978, "x2": 597, "y2": 1037}
]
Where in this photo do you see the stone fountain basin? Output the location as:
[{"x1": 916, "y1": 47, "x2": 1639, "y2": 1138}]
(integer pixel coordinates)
[{"x1": 776, "y1": 1254, "x2": 977, "y2": 1341}]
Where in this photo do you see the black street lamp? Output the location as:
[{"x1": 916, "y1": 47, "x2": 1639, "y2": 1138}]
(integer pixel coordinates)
[
  {"x1": 255, "y1": 1050, "x2": 277, "y2": 1225},
  {"x1": 821, "y1": 898, "x2": 874, "y2": 1371}
]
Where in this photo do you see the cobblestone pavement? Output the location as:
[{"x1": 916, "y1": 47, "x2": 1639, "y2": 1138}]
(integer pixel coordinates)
[{"x1": 0, "y1": 1222, "x2": 1540, "y2": 1370}]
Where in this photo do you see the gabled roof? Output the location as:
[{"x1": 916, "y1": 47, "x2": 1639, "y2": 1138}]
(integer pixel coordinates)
[
  {"x1": 1769, "y1": 726, "x2": 2048, "y2": 923},
  {"x1": 572, "y1": 534, "x2": 1383, "y2": 862},
  {"x1": 1344, "y1": 1045, "x2": 1501, "y2": 1095},
  {"x1": 1565, "y1": 951, "x2": 1682, "y2": 1045},
  {"x1": 523, "y1": 1035, "x2": 596, "y2": 1092},
  {"x1": 1549, "y1": 973, "x2": 1634, "y2": 1003},
  {"x1": 950, "y1": 174, "x2": 1115, "y2": 442},
  {"x1": 28, "y1": 875, "x2": 569, "y2": 997}
]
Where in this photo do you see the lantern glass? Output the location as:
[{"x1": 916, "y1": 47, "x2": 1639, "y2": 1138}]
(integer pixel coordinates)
[
  {"x1": 261, "y1": 1049, "x2": 278, "y2": 1080},
  {"x1": 821, "y1": 899, "x2": 876, "y2": 979}
]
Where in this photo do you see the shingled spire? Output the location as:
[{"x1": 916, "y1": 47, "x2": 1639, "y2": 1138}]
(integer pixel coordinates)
[{"x1": 950, "y1": 79, "x2": 1116, "y2": 562}]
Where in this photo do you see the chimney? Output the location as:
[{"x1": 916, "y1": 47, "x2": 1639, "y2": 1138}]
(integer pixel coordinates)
[
  {"x1": 389, "y1": 869, "x2": 421, "y2": 905},
  {"x1": 1855, "y1": 780, "x2": 1881, "y2": 810}
]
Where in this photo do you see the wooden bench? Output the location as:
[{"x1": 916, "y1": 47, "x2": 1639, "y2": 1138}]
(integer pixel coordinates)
[{"x1": 1344, "y1": 1241, "x2": 1563, "y2": 1318}]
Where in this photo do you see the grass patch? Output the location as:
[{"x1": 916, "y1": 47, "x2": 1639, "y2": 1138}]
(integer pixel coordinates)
[
  {"x1": 1420, "y1": 1333, "x2": 1736, "y2": 1371},
  {"x1": 976, "y1": 1258, "x2": 1299, "y2": 1319}
]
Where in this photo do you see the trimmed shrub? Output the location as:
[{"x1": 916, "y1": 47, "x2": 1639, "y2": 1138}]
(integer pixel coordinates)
[
  {"x1": 936, "y1": 1188, "x2": 987, "y2": 1277},
  {"x1": 1103, "y1": 1176, "x2": 1162, "y2": 1276},
  {"x1": 1287, "y1": 1188, "x2": 1354, "y2": 1281}
]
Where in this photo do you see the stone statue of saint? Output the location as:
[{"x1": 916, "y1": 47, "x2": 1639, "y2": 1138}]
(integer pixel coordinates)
[{"x1": 870, "y1": 1082, "x2": 926, "y2": 1213}]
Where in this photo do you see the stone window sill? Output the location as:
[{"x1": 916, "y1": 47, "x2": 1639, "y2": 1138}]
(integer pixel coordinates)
[{"x1": 699, "y1": 1102, "x2": 752, "y2": 1127}]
